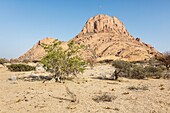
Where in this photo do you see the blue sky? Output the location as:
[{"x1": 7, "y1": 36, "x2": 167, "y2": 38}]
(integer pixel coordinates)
[{"x1": 0, "y1": 0, "x2": 170, "y2": 59}]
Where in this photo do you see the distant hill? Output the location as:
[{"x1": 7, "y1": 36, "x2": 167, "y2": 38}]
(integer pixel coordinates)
[
  {"x1": 18, "y1": 37, "x2": 58, "y2": 61},
  {"x1": 18, "y1": 14, "x2": 158, "y2": 62}
]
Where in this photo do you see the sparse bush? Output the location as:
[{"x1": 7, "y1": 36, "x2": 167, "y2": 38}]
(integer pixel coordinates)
[
  {"x1": 92, "y1": 92, "x2": 116, "y2": 103},
  {"x1": 128, "y1": 86, "x2": 149, "y2": 91},
  {"x1": 0, "y1": 58, "x2": 9, "y2": 65},
  {"x1": 41, "y1": 40, "x2": 86, "y2": 82},
  {"x1": 85, "y1": 46, "x2": 98, "y2": 69},
  {"x1": 86, "y1": 58, "x2": 96, "y2": 69},
  {"x1": 130, "y1": 65, "x2": 145, "y2": 79},
  {"x1": 112, "y1": 60, "x2": 132, "y2": 80},
  {"x1": 144, "y1": 66, "x2": 163, "y2": 78},
  {"x1": 112, "y1": 60, "x2": 165, "y2": 79},
  {"x1": 7, "y1": 64, "x2": 35, "y2": 72}
]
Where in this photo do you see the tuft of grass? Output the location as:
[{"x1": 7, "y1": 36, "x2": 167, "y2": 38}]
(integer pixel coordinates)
[
  {"x1": 92, "y1": 92, "x2": 116, "y2": 103},
  {"x1": 128, "y1": 86, "x2": 149, "y2": 91}
]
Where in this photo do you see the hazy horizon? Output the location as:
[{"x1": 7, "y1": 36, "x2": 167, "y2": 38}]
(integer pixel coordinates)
[{"x1": 0, "y1": 0, "x2": 170, "y2": 59}]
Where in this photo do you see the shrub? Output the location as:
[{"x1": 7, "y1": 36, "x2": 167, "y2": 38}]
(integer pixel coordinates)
[
  {"x1": 7, "y1": 64, "x2": 35, "y2": 72},
  {"x1": 112, "y1": 60, "x2": 148, "y2": 79},
  {"x1": 92, "y1": 92, "x2": 116, "y2": 103},
  {"x1": 130, "y1": 65, "x2": 145, "y2": 79},
  {"x1": 144, "y1": 66, "x2": 163, "y2": 78},
  {"x1": 41, "y1": 40, "x2": 86, "y2": 82},
  {"x1": 85, "y1": 46, "x2": 98, "y2": 69},
  {"x1": 112, "y1": 60, "x2": 164, "y2": 79},
  {"x1": 112, "y1": 60, "x2": 132, "y2": 79},
  {"x1": 128, "y1": 86, "x2": 149, "y2": 91}
]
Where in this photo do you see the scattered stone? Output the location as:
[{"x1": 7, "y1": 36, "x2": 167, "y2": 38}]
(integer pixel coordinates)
[{"x1": 8, "y1": 76, "x2": 17, "y2": 81}]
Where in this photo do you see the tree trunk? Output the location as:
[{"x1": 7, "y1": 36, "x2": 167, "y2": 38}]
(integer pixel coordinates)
[{"x1": 113, "y1": 70, "x2": 121, "y2": 80}]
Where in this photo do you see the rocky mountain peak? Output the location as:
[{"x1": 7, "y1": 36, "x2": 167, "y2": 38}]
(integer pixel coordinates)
[
  {"x1": 77, "y1": 14, "x2": 129, "y2": 37},
  {"x1": 18, "y1": 14, "x2": 159, "y2": 62}
]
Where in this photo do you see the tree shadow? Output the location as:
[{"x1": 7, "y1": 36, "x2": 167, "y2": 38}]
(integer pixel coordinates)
[
  {"x1": 17, "y1": 75, "x2": 53, "y2": 82},
  {"x1": 91, "y1": 76, "x2": 115, "y2": 81}
]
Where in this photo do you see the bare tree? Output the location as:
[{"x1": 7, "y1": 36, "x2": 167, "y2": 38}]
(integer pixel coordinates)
[
  {"x1": 85, "y1": 45, "x2": 98, "y2": 69},
  {"x1": 156, "y1": 52, "x2": 170, "y2": 71}
]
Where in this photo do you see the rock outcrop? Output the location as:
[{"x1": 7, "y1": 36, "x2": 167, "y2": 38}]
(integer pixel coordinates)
[
  {"x1": 72, "y1": 14, "x2": 158, "y2": 61},
  {"x1": 77, "y1": 15, "x2": 130, "y2": 37},
  {"x1": 19, "y1": 14, "x2": 159, "y2": 62},
  {"x1": 18, "y1": 37, "x2": 58, "y2": 62}
]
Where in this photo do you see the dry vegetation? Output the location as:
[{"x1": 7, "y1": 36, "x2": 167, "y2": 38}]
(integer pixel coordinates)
[
  {"x1": 0, "y1": 52, "x2": 170, "y2": 113},
  {"x1": 0, "y1": 62, "x2": 170, "y2": 113}
]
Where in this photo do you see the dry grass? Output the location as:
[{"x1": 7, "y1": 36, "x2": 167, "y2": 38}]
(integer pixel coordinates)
[{"x1": 92, "y1": 92, "x2": 116, "y2": 103}]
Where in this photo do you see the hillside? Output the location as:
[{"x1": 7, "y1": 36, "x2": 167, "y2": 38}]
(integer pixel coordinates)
[{"x1": 18, "y1": 14, "x2": 158, "y2": 62}]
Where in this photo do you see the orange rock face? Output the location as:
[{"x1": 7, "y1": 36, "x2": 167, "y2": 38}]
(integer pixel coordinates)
[
  {"x1": 18, "y1": 37, "x2": 58, "y2": 61},
  {"x1": 72, "y1": 14, "x2": 158, "y2": 61},
  {"x1": 18, "y1": 14, "x2": 159, "y2": 62}
]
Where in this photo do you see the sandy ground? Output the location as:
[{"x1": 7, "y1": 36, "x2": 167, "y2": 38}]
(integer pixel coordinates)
[{"x1": 0, "y1": 64, "x2": 170, "y2": 113}]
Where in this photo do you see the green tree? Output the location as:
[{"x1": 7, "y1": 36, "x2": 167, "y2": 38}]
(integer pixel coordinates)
[{"x1": 41, "y1": 40, "x2": 86, "y2": 82}]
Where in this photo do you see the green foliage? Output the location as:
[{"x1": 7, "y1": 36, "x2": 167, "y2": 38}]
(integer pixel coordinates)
[
  {"x1": 7, "y1": 64, "x2": 35, "y2": 72},
  {"x1": 112, "y1": 60, "x2": 164, "y2": 79},
  {"x1": 112, "y1": 60, "x2": 132, "y2": 79},
  {"x1": 130, "y1": 65, "x2": 145, "y2": 79},
  {"x1": 144, "y1": 66, "x2": 163, "y2": 78},
  {"x1": 41, "y1": 40, "x2": 86, "y2": 82},
  {"x1": 0, "y1": 58, "x2": 9, "y2": 65},
  {"x1": 112, "y1": 60, "x2": 132, "y2": 70}
]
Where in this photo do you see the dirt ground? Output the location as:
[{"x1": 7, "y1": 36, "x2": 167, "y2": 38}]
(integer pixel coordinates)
[{"x1": 0, "y1": 64, "x2": 170, "y2": 113}]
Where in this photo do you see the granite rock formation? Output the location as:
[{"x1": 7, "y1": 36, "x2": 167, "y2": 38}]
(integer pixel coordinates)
[{"x1": 19, "y1": 14, "x2": 158, "y2": 62}]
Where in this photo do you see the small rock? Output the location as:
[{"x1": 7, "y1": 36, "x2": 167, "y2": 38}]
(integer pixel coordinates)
[
  {"x1": 122, "y1": 92, "x2": 129, "y2": 95},
  {"x1": 160, "y1": 87, "x2": 165, "y2": 90},
  {"x1": 8, "y1": 76, "x2": 17, "y2": 81}
]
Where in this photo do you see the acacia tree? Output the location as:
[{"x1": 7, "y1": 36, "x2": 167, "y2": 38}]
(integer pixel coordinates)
[
  {"x1": 41, "y1": 40, "x2": 86, "y2": 82},
  {"x1": 156, "y1": 52, "x2": 170, "y2": 71}
]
